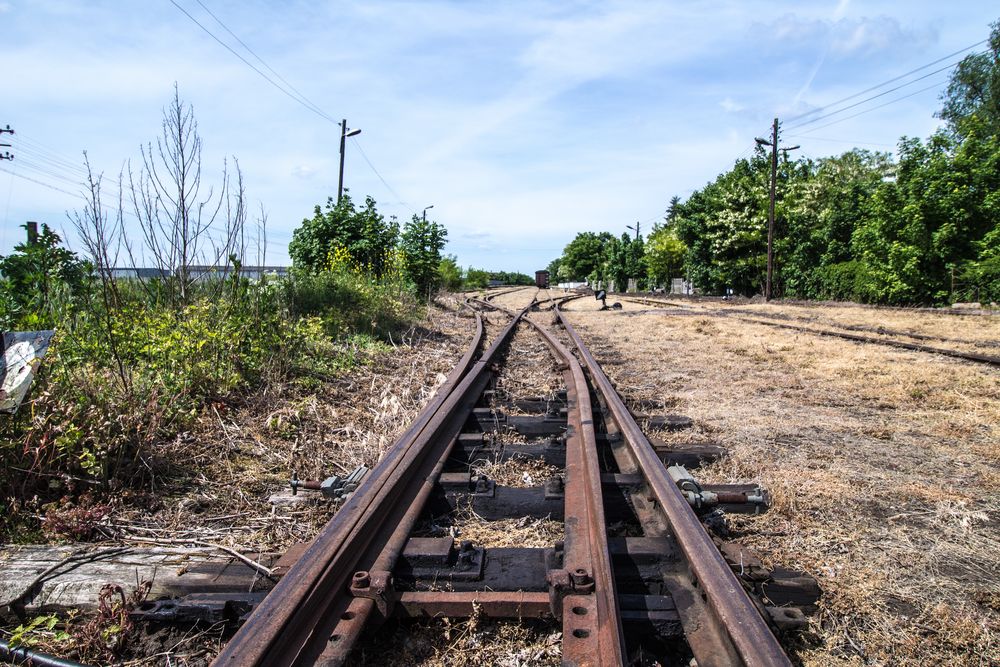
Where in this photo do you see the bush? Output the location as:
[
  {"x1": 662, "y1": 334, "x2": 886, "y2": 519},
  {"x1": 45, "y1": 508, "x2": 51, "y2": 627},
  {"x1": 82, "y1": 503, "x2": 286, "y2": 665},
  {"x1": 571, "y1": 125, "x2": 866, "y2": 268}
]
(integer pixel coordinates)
[
  {"x1": 815, "y1": 260, "x2": 865, "y2": 301},
  {"x1": 1, "y1": 258, "x2": 419, "y2": 515}
]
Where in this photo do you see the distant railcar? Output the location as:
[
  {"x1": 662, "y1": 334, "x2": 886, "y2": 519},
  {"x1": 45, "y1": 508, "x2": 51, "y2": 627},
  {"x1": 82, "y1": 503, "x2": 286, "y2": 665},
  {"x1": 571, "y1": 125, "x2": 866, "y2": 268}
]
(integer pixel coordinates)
[{"x1": 535, "y1": 270, "x2": 550, "y2": 288}]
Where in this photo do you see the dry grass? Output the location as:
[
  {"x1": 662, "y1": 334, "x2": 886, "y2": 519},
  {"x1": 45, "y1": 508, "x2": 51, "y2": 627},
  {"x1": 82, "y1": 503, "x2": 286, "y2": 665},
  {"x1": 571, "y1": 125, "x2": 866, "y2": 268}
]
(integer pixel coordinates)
[
  {"x1": 472, "y1": 456, "x2": 561, "y2": 488},
  {"x1": 106, "y1": 301, "x2": 477, "y2": 554},
  {"x1": 416, "y1": 505, "x2": 563, "y2": 550},
  {"x1": 562, "y1": 303, "x2": 1000, "y2": 666},
  {"x1": 492, "y1": 320, "x2": 563, "y2": 409},
  {"x1": 753, "y1": 301, "x2": 1000, "y2": 346},
  {"x1": 353, "y1": 615, "x2": 561, "y2": 667},
  {"x1": 487, "y1": 287, "x2": 539, "y2": 312}
]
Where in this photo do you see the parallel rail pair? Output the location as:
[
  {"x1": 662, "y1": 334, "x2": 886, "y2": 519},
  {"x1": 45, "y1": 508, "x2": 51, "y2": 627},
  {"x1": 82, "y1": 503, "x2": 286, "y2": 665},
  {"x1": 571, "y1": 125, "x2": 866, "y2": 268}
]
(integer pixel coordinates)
[
  {"x1": 212, "y1": 295, "x2": 795, "y2": 666},
  {"x1": 616, "y1": 294, "x2": 1000, "y2": 368}
]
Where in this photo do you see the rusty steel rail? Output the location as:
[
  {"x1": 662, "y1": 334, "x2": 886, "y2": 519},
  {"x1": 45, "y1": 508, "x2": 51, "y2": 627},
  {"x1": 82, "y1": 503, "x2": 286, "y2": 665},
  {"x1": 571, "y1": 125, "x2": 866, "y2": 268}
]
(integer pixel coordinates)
[
  {"x1": 201, "y1": 294, "x2": 807, "y2": 666},
  {"x1": 617, "y1": 294, "x2": 1000, "y2": 368},
  {"x1": 212, "y1": 307, "x2": 510, "y2": 666},
  {"x1": 525, "y1": 314, "x2": 626, "y2": 664},
  {"x1": 555, "y1": 304, "x2": 791, "y2": 667},
  {"x1": 729, "y1": 314, "x2": 1000, "y2": 367}
]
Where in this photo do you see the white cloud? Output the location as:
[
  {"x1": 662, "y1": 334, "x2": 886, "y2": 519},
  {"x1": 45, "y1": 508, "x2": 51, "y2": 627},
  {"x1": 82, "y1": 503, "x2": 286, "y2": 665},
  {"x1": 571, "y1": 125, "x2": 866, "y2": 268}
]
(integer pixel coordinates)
[
  {"x1": 1, "y1": 0, "x2": 985, "y2": 273},
  {"x1": 291, "y1": 165, "x2": 318, "y2": 179},
  {"x1": 761, "y1": 14, "x2": 938, "y2": 58},
  {"x1": 720, "y1": 97, "x2": 746, "y2": 113}
]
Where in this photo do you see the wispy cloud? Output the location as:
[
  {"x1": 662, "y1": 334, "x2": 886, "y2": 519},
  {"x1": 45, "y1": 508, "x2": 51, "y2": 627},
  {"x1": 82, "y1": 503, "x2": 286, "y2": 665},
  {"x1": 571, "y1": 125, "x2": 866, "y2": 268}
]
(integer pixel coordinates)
[
  {"x1": 761, "y1": 14, "x2": 938, "y2": 59},
  {"x1": 0, "y1": 0, "x2": 986, "y2": 273},
  {"x1": 720, "y1": 97, "x2": 746, "y2": 113}
]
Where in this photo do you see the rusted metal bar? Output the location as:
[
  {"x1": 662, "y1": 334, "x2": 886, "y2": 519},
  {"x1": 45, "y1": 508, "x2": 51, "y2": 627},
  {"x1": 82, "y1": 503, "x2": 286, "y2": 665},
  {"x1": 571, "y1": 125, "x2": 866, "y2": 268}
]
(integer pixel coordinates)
[
  {"x1": 730, "y1": 315, "x2": 1000, "y2": 367},
  {"x1": 394, "y1": 591, "x2": 551, "y2": 619},
  {"x1": 556, "y1": 307, "x2": 792, "y2": 667},
  {"x1": 526, "y1": 317, "x2": 627, "y2": 666},
  {"x1": 213, "y1": 310, "x2": 496, "y2": 667}
]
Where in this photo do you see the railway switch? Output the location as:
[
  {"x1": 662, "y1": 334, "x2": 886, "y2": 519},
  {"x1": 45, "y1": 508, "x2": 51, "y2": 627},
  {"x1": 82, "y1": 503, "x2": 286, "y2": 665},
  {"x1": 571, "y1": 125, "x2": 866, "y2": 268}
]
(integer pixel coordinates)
[{"x1": 289, "y1": 464, "x2": 370, "y2": 500}]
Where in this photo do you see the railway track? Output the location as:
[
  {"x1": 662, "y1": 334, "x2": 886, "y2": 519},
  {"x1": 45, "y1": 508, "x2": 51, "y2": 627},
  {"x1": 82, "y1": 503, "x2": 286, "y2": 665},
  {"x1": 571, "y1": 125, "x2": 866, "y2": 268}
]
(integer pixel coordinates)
[
  {"x1": 614, "y1": 294, "x2": 1000, "y2": 368},
  {"x1": 135, "y1": 292, "x2": 817, "y2": 666}
]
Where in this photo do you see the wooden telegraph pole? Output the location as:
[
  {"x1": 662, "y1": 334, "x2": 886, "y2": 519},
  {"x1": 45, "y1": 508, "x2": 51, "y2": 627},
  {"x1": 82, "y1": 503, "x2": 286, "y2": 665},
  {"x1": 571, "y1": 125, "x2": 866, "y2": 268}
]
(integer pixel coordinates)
[{"x1": 756, "y1": 119, "x2": 798, "y2": 301}]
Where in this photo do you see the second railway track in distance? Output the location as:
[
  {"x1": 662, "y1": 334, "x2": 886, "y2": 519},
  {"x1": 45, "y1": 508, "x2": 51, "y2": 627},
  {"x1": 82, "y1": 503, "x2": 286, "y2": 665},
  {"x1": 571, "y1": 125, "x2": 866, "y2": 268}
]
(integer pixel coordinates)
[{"x1": 142, "y1": 289, "x2": 820, "y2": 666}]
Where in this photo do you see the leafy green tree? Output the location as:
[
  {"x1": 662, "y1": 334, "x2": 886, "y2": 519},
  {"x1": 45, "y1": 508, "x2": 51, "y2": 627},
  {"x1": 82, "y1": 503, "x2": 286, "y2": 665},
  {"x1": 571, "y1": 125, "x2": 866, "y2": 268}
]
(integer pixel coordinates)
[
  {"x1": 646, "y1": 223, "x2": 687, "y2": 288},
  {"x1": 465, "y1": 267, "x2": 490, "y2": 289},
  {"x1": 401, "y1": 215, "x2": 447, "y2": 297},
  {"x1": 666, "y1": 195, "x2": 682, "y2": 223},
  {"x1": 558, "y1": 231, "x2": 614, "y2": 281},
  {"x1": 289, "y1": 193, "x2": 399, "y2": 275},
  {"x1": 937, "y1": 19, "x2": 1000, "y2": 138},
  {"x1": 490, "y1": 270, "x2": 534, "y2": 286},
  {"x1": 779, "y1": 150, "x2": 890, "y2": 298},
  {"x1": 674, "y1": 152, "x2": 770, "y2": 295},
  {"x1": 0, "y1": 224, "x2": 90, "y2": 329},
  {"x1": 438, "y1": 255, "x2": 463, "y2": 292}
]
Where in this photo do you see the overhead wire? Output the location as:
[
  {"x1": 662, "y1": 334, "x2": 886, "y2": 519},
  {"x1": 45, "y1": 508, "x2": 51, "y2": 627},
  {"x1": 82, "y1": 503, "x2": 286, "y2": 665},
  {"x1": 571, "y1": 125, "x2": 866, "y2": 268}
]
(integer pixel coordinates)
[
  {"x1": 170, "y1": 0, "x2": 413, "y2": 210},
  {"x1": 0, "y1": 167, "x2": 84, "y2": 199},
  {"x1": 791, "y1": 78, "x2": 950, "y2": 135},
  {"x1": 785, "y1": 39, "x2": 986, "y2": 125},
  {"x1": 13, "y1": 134, "x2": 90, "y2": 176},
  {"x1": 168, "y1": 0, "x2": 339, "y2": 126},
  {"x1": 783, "y1": 135, "x2": 895, "y2": 148},
  {"x1": 784, "y1": 56, "x2": 977, "y2": 131},
  {"x1": 191, "y1": 0, "x2": 330, "y2": 123},
  {"x1": 349, "y1": 136, "x2": 416, "y2": 215}
]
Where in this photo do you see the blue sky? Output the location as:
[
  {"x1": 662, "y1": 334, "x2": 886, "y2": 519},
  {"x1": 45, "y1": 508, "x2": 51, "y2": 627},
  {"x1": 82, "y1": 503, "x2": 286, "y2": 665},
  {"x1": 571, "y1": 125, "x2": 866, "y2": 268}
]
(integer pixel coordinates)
[{"x1": 2, "y1": 1, "x2": 996, "y2": 274}]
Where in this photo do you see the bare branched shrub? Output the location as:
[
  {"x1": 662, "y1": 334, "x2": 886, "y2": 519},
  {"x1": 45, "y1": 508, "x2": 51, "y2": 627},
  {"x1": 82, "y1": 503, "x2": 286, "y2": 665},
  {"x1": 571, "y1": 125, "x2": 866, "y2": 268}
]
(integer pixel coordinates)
[
  {"x1": 125, "y1": 84, "x2": 246, "y2": 306},
  {"x1": 70, "y1": 154, "x2": 130, "y2": 390}
]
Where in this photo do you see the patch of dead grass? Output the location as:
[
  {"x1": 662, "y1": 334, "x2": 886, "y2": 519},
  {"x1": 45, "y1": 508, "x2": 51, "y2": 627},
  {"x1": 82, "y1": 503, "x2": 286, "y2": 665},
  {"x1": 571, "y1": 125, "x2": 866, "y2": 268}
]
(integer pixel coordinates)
[
  {"x1": 354, "y1": 615, "x2": 561, "y2": 667},
  {"x1": 471, "y1": 456, "x2": 561, "y2": 488},
  {"x1": 417, "y1": 505, "x2": 563, "y2": 549},
  {"x1": 562, "y1": 304, "x2": 1000, "y2": 666}
]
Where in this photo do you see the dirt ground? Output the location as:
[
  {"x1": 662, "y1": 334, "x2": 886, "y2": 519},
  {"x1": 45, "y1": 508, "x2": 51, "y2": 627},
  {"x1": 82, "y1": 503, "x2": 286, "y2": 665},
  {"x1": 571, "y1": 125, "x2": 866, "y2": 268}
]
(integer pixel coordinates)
[{"x1": 559, "y1": 289, "x2": 1000, "y2": 666}]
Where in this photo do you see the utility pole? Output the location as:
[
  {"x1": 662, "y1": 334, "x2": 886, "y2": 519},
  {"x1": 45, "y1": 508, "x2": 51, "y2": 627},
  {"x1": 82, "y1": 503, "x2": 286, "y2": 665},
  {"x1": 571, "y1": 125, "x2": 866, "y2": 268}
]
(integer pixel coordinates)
[
  {"x1": 0, "y1": 124, "x2": 13, "y2": 161},
  {"x1": 337, "y1": 119, "x2": 361, "y2": 205},
  {"x1": 756, "y1": 118, "x2": 798, "y2": 301},
  {"x1": 626, "y1": 221, "x2": 640, "y2": 240}
]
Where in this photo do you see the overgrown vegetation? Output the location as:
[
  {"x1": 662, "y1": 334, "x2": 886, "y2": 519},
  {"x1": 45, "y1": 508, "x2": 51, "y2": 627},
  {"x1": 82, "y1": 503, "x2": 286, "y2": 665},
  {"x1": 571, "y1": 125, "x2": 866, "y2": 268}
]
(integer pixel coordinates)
[
  {"x1": 0, "y1": 90, "x2": 437, "y2": 543},
  {"x1": 549, "y1": 18, "x2": 1000, "y2": 305}
]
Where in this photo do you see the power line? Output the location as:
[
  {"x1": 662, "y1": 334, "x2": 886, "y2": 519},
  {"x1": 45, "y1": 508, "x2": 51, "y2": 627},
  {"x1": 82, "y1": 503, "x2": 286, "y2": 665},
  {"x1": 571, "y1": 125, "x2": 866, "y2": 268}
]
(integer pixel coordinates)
[
  {"x1": 793, "y1": 78, "x2": 949, "y2": 136},
  {"x1": 0, "y1": 166, "x2": 83, "y2": 199},
  {"x1": 15, "y1": 157, "x2": 87, "y2": 188},
  {"x1": 783, "y1": 135, "x2": 895, "y2": 148},
  {"x1": 786, "y1": 39, "x2": 986, "y2": 124},
  {"x1": 171, "y1": 1, "x2": 414, "y2": 215},
  {"x1": 12, "y1": 134, "x2": 90, "y2": 176},
  {"x1": 168, "y1": 0, "x2": 339, "y2": 125},
  {"x1": 191, "y1": 0, "x2": 331, "y2": 123},
  {"x1": 350, "y1": 136, "x2": 415, "y2": 215},
  {"x1": 785, "y1": 56, "x2": 976, "y2": 131}
]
